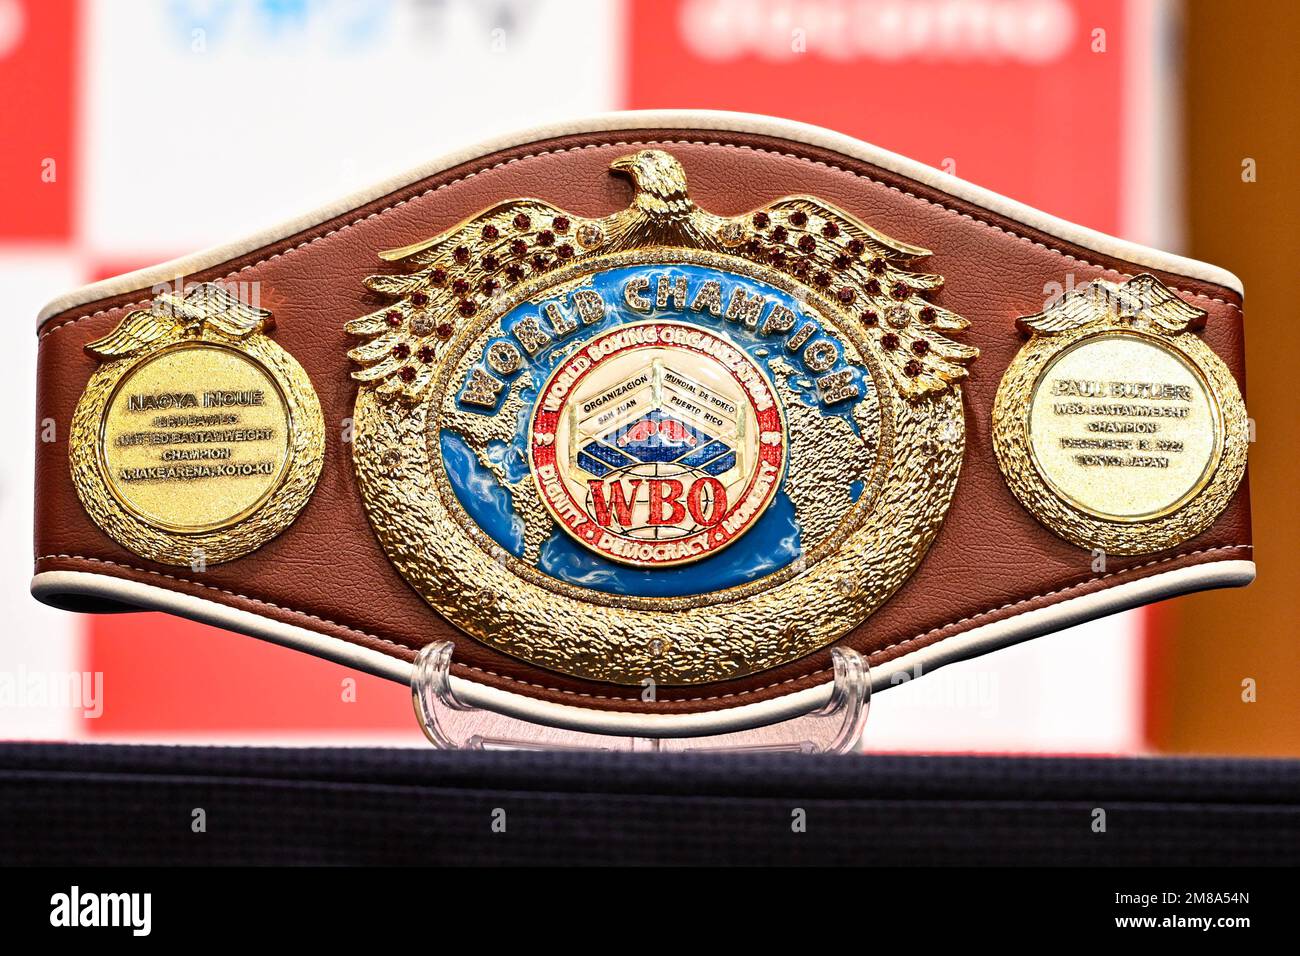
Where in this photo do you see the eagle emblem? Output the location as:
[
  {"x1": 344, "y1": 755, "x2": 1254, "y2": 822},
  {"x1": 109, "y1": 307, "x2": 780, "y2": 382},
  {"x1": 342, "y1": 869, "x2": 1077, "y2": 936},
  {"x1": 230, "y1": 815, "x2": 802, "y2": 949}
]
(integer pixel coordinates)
[{"x1": 347, "y1": 149, "x2": 976, "y2": 402}]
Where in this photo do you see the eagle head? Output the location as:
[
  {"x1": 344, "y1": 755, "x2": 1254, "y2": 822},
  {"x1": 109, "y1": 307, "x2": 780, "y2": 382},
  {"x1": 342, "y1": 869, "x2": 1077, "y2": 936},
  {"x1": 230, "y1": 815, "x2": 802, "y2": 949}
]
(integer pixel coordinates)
[{"x1": 610, "y1": 150, "x2": 693, "y2": 219}]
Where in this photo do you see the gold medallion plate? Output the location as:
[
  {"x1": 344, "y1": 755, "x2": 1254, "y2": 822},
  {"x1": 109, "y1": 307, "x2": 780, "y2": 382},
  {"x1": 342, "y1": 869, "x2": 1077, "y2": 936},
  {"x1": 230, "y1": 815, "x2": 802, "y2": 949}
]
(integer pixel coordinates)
[
  {"x1": 70, "y1": 284, "x2": 324, "y2": 565},
  {"x1": 993, "y1": 274, "x2": 1248, "y2": 555}
]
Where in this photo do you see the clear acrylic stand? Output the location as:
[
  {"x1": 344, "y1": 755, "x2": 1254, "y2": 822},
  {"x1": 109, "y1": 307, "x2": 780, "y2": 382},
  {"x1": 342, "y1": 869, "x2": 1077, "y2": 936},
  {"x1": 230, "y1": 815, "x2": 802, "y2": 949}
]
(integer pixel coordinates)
[{"x1": 411, "y1": 641, "x2": 870, "y2": 754}]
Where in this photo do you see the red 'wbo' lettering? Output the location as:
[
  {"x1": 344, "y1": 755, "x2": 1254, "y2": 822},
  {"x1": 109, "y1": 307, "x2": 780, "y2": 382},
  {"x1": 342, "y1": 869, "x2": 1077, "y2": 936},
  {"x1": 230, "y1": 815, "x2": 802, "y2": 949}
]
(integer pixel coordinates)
[
  {"x1": 588, "y1": 478, "x2": 640, "y2": 528},
  {"x1": 587, "y1": 475, "x2": 729, "y2": 530}
]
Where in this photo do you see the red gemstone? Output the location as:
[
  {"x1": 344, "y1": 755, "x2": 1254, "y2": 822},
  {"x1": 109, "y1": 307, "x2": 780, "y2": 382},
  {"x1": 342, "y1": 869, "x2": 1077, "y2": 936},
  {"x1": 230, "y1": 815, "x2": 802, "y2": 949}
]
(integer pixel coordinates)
[
  {"x1": 837, "y1": 287, "x2": 856, "y2": 305},
  {"x1": 881, "y1": 333, "x2": 900, "y2": 350},
  {"x1": 505, "y1": 264, "x2": 524, "y2": 282},
  {"x1": 868, "y1": 258, "x2": 886, "y2": 275},
  {"x1": 482, "y1": 224, "x2": 500, "y2": 240},
  {"x1": 418, "y1": 345, "x2": 436, "y2": 363},
  {"x1": 744, "y1": 239, "x2": 763, "y2": 257},
  {"x1": 552, "y1": 216, "x2": 570, "y2": 233},
  {"x1": 789, "y1": 211, "x2": 808, "y2": 227},
  {"x1": 847, "y1": 239, "x2": 865, "y2": 255},
  {"x1": 814, "y1": 270, "x2": 831, "y2": 287},
  {"x1": 833, "y1": 254, "x2": 850, "y2": 270},
  {"x1": 510, "y1": 239, "x2": 527, "y2": 256},
  {"x1": 911, "y1": 339, "x2": 930, "y2": 356},
  {"x1": 532, "y1": 253, "x2": 550, "y2": 269},
  {"x1": 753, "y1": 211, "x2": 771, "y2": 229},
  {"x1": 384, "y1": 310, "x2": 402, "y2": 327},
  {"x1": 453, "y1": 246, "x2": 470, "y2": 264},
  {"x1": 904, "y1": 360, "x2": 922, "y2": 377},
  {"x1": 891, "y1": 282, "x2": 910, "y2": 300},
  {"x1": 452, "y1": 278, "x2": 469, "y2": 295},
  {"x1": 430, "y1": 268, "x2": 447, "y2": 286},
  {"x1": 513, "y1": 213, "x2": 530, "y2": 230},
  {"x1": 410, "y1": 292, "x2": 430, "y2": 307},
  {"x1": 865, "y1": 279, "x2": 881, "y2": 296},
  {"x1": 483, "y1": 254, "x2": 499, "y2": 270},
  {"x1": 822, "y1": 223, "x2": 840, "y2": 239},
  {"x1": 436, "y1": 323, "x2": 454, "y2": 339},
  {"x1": 482, "y1": 278, "x2": 500, "y2": 295},
  {"x1": 557, "y1": 243, "x2": 574, "y2": 260},
  {"x1": 768, "y1": 249, "x2": 786, "y2": 266},
  {"x1": 536, "y1": 229, "x2": 555, "y2": 247},
  {"x1": 399, "y1": 366, "x2": 417, "y2": 383},
  {"x1": 458, "y1": 300, "x2": 477, "y2": 318},
  {"x1": 771, "y1": 226, "x2": 788, "y2": 243},
  {"x1": 798, "y1": 235, "x2": 817, "y2": 253},
  {"x1": 392, "y1": 343, "x2": 411, "y2": 359},
  {"x1": 860, "y1": 310, "x2": 879, "y2": 326},
  {"x1": 919, "y1": 306, "x2": 937, "y2": 324}
]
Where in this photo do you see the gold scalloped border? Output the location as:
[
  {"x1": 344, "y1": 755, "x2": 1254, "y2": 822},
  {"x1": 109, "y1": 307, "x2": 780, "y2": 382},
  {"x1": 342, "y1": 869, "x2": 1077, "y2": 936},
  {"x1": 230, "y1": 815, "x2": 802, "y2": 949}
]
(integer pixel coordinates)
[
  {"x1": 354, "y1": 250, "x2": 967, "y2": 686},
  {"x1": 70, "y1": 333, "x2": 324, "y2": 566},
  {"x1": 993, "y1": 326, "x2": 1247, "y2": 555}
]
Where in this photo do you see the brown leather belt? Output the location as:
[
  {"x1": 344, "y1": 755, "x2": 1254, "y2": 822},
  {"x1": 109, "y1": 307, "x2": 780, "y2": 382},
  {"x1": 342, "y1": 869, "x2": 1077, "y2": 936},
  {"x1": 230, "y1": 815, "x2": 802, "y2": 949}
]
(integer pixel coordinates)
[{"x1": 32, "y1": 112, "x2": 1252, "y2": 735}]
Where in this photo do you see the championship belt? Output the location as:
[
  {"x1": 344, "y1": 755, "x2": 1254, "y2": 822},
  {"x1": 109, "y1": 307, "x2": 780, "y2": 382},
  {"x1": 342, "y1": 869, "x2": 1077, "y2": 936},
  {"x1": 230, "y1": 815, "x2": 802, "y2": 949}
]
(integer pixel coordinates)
[{"x1": 33, "y1": 113, "x2": 1252, "y2": 736}]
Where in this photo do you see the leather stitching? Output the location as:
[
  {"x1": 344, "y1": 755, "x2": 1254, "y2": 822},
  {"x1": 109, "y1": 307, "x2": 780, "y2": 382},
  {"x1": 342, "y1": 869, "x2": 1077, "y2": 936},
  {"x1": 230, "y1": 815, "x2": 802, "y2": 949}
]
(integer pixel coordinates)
[
  {"x1": 37, "y1": 139, "x2": 1241, "y2": 340},
  {"x1": 34, "y1": 544, "x2": 1254, "y2": 703}
]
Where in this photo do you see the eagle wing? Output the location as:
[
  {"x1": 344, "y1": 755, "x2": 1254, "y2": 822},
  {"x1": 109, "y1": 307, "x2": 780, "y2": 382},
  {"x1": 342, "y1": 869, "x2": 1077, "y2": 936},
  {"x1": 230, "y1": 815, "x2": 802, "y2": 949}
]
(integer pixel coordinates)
[
  {"x1": 348, "y1": 180, "x2": 980, "y2": 402},
  {"x1": 84, "y1": 308, "x2": 182, "y2": 360},
  {"x1": 1018, "y1": 274, "x2": 1206, "y2": 338},
  {"x1": 721, "y1": 196, "x2": 977, "y2": 398},
  {"x1": 1121, "y1": 273, "x2": 1206, "y2": 333},
  {"x1": 1016, "y1": 284, "x2": 1117, "y2": 336},
  {"x1": 178, "y1": 282, "x2": 271, "y2": 339},
  {"x1": 347, "y1": 198, "x2": 597, "y2": 401}
]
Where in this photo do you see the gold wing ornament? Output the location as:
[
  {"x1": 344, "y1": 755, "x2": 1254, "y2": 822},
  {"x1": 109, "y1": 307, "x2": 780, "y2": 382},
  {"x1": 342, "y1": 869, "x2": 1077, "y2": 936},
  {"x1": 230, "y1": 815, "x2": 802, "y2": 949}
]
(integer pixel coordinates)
[
  {"x1": 741, "y1": 195, "x2": 977, "y2": 396},
  {"x1": 83, "y1": 308, "x2": 182, "y2": 360},
  {"x1": 348, "y1": 149, "x2": 976, "y2": 401},
  {"x1": 346, "y1": 198, "x2": 578, "y2": 400},
  {"x1": 1017, "y1": 273, "x2": 1207, "y2": 336},
  {"x1": 85, "y1": 282, "x2": 271, "y2": 360},
  {"x1": 160, "y1": 282, "x2": 272, "y2": 338},
  {"x1": 1118, "y1": 273, "x2": 1208, "y2": 333}
]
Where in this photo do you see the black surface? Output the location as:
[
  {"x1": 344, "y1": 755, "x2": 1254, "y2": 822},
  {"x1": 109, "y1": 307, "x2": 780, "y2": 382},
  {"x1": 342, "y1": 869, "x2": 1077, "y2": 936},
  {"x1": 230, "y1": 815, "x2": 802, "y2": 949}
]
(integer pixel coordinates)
[{"x1": 1, "y1": 743, "x2": 1297, "y2": 865}]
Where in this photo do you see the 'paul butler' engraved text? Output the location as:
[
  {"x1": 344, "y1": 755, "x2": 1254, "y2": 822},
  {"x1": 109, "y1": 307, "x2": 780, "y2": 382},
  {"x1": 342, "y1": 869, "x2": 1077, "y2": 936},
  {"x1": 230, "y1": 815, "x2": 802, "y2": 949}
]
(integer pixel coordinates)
[
  {"x1": 1050, "y1": 379, "x2": 1193, "y2": 402},
  {"x1": 1046, "y1": 377, "x2": 1193, "y2": 471}
]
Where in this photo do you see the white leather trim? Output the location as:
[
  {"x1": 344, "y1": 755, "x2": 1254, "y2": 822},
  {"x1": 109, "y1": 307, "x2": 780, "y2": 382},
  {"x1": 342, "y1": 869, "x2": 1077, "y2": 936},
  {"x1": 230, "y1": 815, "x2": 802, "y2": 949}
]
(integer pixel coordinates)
[
  {"x1": 37, "y1": 109, "x2": 1241, "y2": 325},
  {"x1": 31, "y1": 559, "x2": 1254, "y2": 737}
]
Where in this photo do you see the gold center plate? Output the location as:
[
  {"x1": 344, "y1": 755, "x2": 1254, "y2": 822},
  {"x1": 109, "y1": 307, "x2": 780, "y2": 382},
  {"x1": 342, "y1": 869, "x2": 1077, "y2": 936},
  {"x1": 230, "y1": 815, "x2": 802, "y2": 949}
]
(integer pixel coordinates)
[{"x1": 347, "y1": 150, "x2": 978, "y2": 686}]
